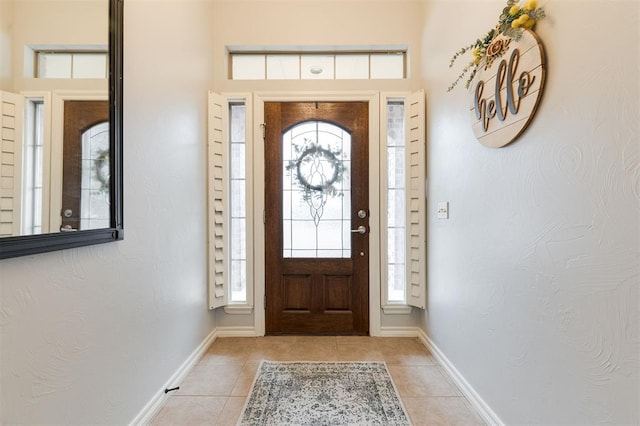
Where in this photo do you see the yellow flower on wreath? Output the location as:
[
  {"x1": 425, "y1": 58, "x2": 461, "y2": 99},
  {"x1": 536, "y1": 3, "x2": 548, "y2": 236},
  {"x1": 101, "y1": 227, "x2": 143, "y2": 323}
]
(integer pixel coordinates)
[
  {"x1": 509, "y1": 5, "x2": 520, "y2": 15},
  {"x1": 524, "y1": 0, "x2": 537, "y2": 11},
  {"x1": 512, "y1": 14, "x2": 530, "y2": 28}
]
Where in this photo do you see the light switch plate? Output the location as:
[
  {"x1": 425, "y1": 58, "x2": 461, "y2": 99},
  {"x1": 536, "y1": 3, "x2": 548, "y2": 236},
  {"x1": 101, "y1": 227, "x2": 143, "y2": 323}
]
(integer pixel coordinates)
[{"x1": 437, "y1": 201, "x2": 449, "y2": 219}]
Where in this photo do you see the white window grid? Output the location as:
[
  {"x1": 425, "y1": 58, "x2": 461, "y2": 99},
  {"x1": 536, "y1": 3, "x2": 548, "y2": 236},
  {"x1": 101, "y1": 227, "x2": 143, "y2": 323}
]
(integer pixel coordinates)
[
  {"x1": 230, "y1": 51, "x2": 406, "y2": 81},
  {"x1": 229, "y1": 103, "x2": 248, "y2": 303},
  {"x1": 386, "y1": 100, "x2": 407, "y2": 303},
  {"x1": 22, "y1": 100, "x2": 45, "y2": 235},
  {"x1": 36, "y1": 51, "x2": 108, "y2": 79}
]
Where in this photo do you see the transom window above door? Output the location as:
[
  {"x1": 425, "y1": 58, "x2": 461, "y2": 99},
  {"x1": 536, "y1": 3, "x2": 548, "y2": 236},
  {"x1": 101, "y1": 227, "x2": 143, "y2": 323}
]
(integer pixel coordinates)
[
  {"x1": 229, "y1": 48, "x2": 406, "y2": 80},
  {"x1": 29, "y1": 47, "x2": 108, "y2": 79}
]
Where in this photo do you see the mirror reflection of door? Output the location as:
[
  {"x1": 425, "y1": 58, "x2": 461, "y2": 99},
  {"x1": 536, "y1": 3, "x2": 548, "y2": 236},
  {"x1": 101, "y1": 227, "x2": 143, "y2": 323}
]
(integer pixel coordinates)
[
  {"x1": 265, "y1": 102, "x2": 369, "y2": 335},
  {"x1": 61, "y1": 101, "x2": 109, "y2": 231}
]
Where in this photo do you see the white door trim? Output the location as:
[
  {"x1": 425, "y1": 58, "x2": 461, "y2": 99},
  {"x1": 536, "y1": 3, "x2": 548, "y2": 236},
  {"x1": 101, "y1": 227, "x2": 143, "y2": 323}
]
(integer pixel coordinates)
[{"x1": 253, "y1": 91, "x2": 382, "y2": 336}]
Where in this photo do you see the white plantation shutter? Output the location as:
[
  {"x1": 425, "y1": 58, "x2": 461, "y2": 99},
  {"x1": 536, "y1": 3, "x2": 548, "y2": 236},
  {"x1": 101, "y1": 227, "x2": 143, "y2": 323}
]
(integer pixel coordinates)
[
  {"x1": 208, "y1": 92, "x2": 229, "y2": 309},
  {"x1": 0, "y1": 92, "x2": 23, "y2": 237},
  {"x1": 405, "y1": 89, "x2": 426, "y2": 309}
]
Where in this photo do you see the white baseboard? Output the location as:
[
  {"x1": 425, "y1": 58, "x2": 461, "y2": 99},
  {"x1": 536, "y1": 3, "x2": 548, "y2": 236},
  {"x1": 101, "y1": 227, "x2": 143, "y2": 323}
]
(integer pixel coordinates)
[
  {"x1": 215, "y1": 326, "x2": 260, "y2": 337},
  {"x1": 378, "y1": 326, "x2": 420, "y2": 337},
  {"x1": 216, "y1": 326, "x2": 412, "y2": 338},
  {"x1": 129, "y1": 329, "x2": 218, "y2": 426},
  {"x1": 416, "y1": 329, "x2": 503, "y2": 426}
]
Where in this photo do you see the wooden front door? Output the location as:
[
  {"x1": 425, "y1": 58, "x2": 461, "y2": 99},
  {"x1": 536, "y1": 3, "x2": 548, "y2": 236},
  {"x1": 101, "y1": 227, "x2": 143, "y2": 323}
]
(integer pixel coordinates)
[
  {"x1": 265, "y1": 102, "x2": 369, "y2": 335},
  {"x1": 61, "y1": 101, "x2": 109, "y2": 231}
]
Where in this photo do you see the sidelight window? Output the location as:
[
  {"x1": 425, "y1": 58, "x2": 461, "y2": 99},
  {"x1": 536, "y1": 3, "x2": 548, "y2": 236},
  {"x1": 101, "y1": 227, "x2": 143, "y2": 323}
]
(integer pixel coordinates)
[
  {"x1": 22, "y1": 99, "x2": 45, "y2": 235},
  {"x1": 207, "y1": 93, "x2": 253, "y2": 311},
  {"x1": 381, "y1": 91, "x2": 426, "y2": 310},
  {"x1": 386, "y1": 101, "x2": 406, "y2": 302},
  {"x1": 229, "y1": 103, "x2": 248, "y2": 303}
]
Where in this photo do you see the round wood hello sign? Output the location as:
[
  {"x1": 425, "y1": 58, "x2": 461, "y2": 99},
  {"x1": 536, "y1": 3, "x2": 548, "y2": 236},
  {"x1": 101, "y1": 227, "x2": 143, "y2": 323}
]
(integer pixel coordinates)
[{"x1": 469, "y1": 29, "x2": 546, "y2": 148}]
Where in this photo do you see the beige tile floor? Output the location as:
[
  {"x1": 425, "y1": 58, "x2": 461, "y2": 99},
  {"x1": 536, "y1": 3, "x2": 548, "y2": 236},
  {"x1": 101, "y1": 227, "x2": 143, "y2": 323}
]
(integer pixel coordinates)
[{"x1": 150, "y1": 336, "x2": 485, "y2": 425}]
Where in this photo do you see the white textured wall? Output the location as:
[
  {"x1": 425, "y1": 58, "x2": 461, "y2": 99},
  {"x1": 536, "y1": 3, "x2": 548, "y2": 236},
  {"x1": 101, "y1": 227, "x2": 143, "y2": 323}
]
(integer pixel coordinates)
[
  {"x1": 0, "y1": 1, "x2": 216, "y2": 423},
  {"x1": 419, "y1": 0, "x2": 640, "y2": 424}
]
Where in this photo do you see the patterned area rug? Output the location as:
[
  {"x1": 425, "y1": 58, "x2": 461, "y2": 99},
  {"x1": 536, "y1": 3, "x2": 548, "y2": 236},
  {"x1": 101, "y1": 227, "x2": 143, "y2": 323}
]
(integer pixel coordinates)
[{"x1": 238, "y1": 361, "x2": 411, "y2": 425}]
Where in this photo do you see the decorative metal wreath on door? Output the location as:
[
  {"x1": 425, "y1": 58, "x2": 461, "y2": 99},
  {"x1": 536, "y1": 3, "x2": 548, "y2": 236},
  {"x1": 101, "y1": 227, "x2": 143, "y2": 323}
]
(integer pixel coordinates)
[{"x1": 286, "y1": 138, "x2": 345, "y2": 226}]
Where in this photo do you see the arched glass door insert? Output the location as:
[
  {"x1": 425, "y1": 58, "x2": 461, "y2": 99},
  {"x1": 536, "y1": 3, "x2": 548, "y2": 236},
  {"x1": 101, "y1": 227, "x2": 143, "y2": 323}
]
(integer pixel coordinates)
[{"x1": 282, "y1": 121, "x2": 351, "y2": 258}]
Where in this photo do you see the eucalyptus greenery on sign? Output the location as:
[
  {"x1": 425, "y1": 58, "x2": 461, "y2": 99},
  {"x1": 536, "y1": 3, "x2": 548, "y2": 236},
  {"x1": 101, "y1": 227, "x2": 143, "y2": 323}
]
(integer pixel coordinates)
[{"x1": 448, "y1": 0, "x2": 546, "y2": 92}]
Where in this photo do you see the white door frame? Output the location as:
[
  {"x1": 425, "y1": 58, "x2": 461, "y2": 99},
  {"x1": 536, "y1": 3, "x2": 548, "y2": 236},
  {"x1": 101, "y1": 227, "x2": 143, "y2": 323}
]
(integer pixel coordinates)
[{"x1": 253, "y1": 91, "x2": 382, "y2": 336}]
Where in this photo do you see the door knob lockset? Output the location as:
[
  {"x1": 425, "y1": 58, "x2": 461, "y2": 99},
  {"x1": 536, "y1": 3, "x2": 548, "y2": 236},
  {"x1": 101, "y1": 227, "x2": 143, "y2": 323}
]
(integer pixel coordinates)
[{"x1": 351, "y1": 225, "x2": 367, "y2": 234}]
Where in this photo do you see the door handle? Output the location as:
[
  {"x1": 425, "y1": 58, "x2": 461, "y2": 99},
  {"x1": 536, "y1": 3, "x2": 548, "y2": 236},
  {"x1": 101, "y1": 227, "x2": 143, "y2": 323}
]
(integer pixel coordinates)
[{"x1": 351, "y1": 225, "x2": 367, "y2": 234}]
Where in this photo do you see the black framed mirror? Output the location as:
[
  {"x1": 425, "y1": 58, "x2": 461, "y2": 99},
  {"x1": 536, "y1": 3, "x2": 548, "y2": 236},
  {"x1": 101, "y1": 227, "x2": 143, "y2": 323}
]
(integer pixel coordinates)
[{"x1": 0, "y1": 0, "x2": 123, "y2": 259}]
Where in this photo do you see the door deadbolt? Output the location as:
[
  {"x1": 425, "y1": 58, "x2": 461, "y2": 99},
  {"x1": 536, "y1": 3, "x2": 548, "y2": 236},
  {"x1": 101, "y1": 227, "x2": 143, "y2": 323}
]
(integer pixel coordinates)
[{"x1": 357, "y1": 209, "x2": 367, "y2": 219}]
